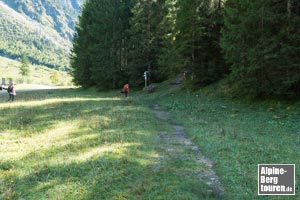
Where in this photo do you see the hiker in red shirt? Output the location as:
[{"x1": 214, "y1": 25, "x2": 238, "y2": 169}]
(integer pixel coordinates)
[{"x1": 123, "y1": 84, "x2": 129, "y2": 97}]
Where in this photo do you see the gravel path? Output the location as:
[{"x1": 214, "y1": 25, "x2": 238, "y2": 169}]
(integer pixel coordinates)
[{"x1": 152, "y1": 104, "x2": 224, "y2": 197}]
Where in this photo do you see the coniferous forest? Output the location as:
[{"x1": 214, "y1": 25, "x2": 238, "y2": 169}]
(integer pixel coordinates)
[{"x1": 71, "y1": 0, "x2": 300, "y2": 97}]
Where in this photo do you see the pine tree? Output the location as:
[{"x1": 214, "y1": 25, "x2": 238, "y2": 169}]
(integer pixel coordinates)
[
  {"x1": 157, "y1": 0, "x2": 180, "y2": 79},
  {"x1": 71, "y1": 0, "x2": 132, "y2": 89},
  {"x1": 173, "y1": 0, "x2": 227, "y2": 86},
  {"x1": 89, "y1": 0, "x2": 132, "y2": 89},
  {"x1": 222, "y1": 0, "x2": 300, "y2": 97},
  {"x1": 70, "y1": 1, "x2": 95, "y2": 87},
  {"x1": 128, "y1": 0, "x2": 166, "y2": 86},
  {"x1": 20, "y1": 54, "x2": 30, "y2": 77}
]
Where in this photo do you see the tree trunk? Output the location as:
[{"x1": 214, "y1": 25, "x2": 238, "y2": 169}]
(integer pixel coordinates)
[
  {"x1": 147, "y1": 0, "x2": 152, "y2": 72},
  {"x1": 261, "y1": 6, "x2": 264, "y2": 32},
  {"x1": 287, "y1": 0, "x2": 291, "y2": 18}
]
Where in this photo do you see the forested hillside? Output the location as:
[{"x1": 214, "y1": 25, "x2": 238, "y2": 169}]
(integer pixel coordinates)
[
  {"x1": 0, "y1": 0, "x2": 84, "y2": 70},
  {"x1": 71, "y1": 0, "x2": 300, "y2": 97}
]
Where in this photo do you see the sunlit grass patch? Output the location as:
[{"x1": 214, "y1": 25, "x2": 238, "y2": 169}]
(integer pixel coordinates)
[
  {"x1": 1, "y1": 89, "x2": 215, "y2": 199},
  {"x1": 0, "y1": 97, "x2": 120, "y2": 109},
  {"x1": 156, "y1": 89, "x2": 300, "y2": 199},
  {"x1": 0, "y1": 56, "x2": 73, "y2": 86}
]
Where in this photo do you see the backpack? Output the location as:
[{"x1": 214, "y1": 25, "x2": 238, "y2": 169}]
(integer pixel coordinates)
[{"x1": 7, "y1": 86, "x2": 12, "y2": 93}]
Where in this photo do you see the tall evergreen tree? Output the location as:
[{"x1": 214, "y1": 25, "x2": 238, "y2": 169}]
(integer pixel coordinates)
[
  {"x1": 70, "y1": 1, "x2": 95, "y2": 87},
  {"x1": 128, "y1": 0, "x2": 166, "y2": 86},
  {"x1": 172, "y1": 0, "x2": 227, "y2": 86},
  {"x1": 157, "y1": 0, "x2": 180, "y2": 79},
  {"x1": 20, "y1": 54, "x2": 30, "y2": 77},
  {"x1": 71, "y1": 0, "x2": 132, "y2": 89},
  {"x1": 222, "y1": 0, "x2": 300, "y2": 97}
]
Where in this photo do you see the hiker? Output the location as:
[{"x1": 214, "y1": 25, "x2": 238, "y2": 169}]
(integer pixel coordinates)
[
  {"x1": 122, "y1": 84, "x2": 130, "y2": 97},
  {"x1": 7, "y1": 82, "x2": 16, "y2": 102}
]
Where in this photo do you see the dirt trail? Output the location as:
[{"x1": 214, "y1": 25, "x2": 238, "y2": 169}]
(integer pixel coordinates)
[{"x1": 152, "y1": 104, "x2": 224, "y2": 197}]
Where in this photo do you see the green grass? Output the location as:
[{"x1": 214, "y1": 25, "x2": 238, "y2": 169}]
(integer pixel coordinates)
[
  {"x1": 152, "y1": 84, "x2": 300, "y2": 200},
  {"x1": 2, "y1": 83, "x2": 299, "y2": 199},
  {"x1": 0, "y1": 89, "x2": 217, "y2": 200},
  {"x1": 0, "y1": 56, "x2": 72, "y2": 86}
]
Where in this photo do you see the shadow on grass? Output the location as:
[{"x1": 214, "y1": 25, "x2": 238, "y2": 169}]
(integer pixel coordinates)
[
  {"x1": 0, "y1": 89, "x2": 133, "y2": 136},
  {"x1": 13, "y1": 149, "x2": 218, "y2": 200},
  {"x1": 0, "y1": 89, "x2": 220, "y2": 199},
  {"x1": 15, "y1": 152, "x2": 144, "y2": 199}
]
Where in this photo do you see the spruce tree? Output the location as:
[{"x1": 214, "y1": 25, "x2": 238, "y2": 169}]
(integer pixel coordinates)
[
  {"x1": 70, "y1": 1, "x2": 95, "y2": 87},
  {"x1": 157, "y1": 0, "x2": 180, "y2": 79},
  {"x1": 71, "y1": 0, "x2": 132, "y2": 89},
  {"x1": 128, "y1": 0, "x2": 166, "y2": 86},
  {"x1": 173, "y1": 0, "x2": 227, "y2": 86},
  {"x1": 222, "y1": 0, "x2": 300, "y2": 97},
  {"x1": 20, "y1": 54, "x2": 30, "y2": 77}
]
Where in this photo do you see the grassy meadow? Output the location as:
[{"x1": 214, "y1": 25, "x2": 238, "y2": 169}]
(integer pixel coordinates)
[
  {"x1": 0, "y1": 89, "x2": 217, "y2": 200},
  {"x1": 0, "y1": 56, "x2": 72, "y2": 86},
  {"x1": 150, "y1": 83, "x2": 300, "y2": 200},
  {"x1": 1, "y1": 83, "x2": 300, "y2": 199}
]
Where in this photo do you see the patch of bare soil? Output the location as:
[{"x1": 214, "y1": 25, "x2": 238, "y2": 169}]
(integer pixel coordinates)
[{"x1": 152, "y1": 104, "x2": 224, "y2": 197}]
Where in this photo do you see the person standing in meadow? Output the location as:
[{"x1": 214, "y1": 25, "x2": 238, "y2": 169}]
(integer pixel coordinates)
[
  {"x1": 7, "y1": 82, "x2": 16, "y2": 102},
  {"x1": 123, "y1": 84, "x2": 129, "y2": 97}
]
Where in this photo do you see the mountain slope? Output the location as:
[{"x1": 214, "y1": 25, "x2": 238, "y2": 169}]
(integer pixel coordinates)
[
  {"x1": 0, "y1": 55, "x2": 72, "y2": 86},
  {"x1": 1, "y1": 0, "x2": 84, "y2": 40},
  {"x1": 0, "y1": 0, "x2": 84, "y2": 70}
]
